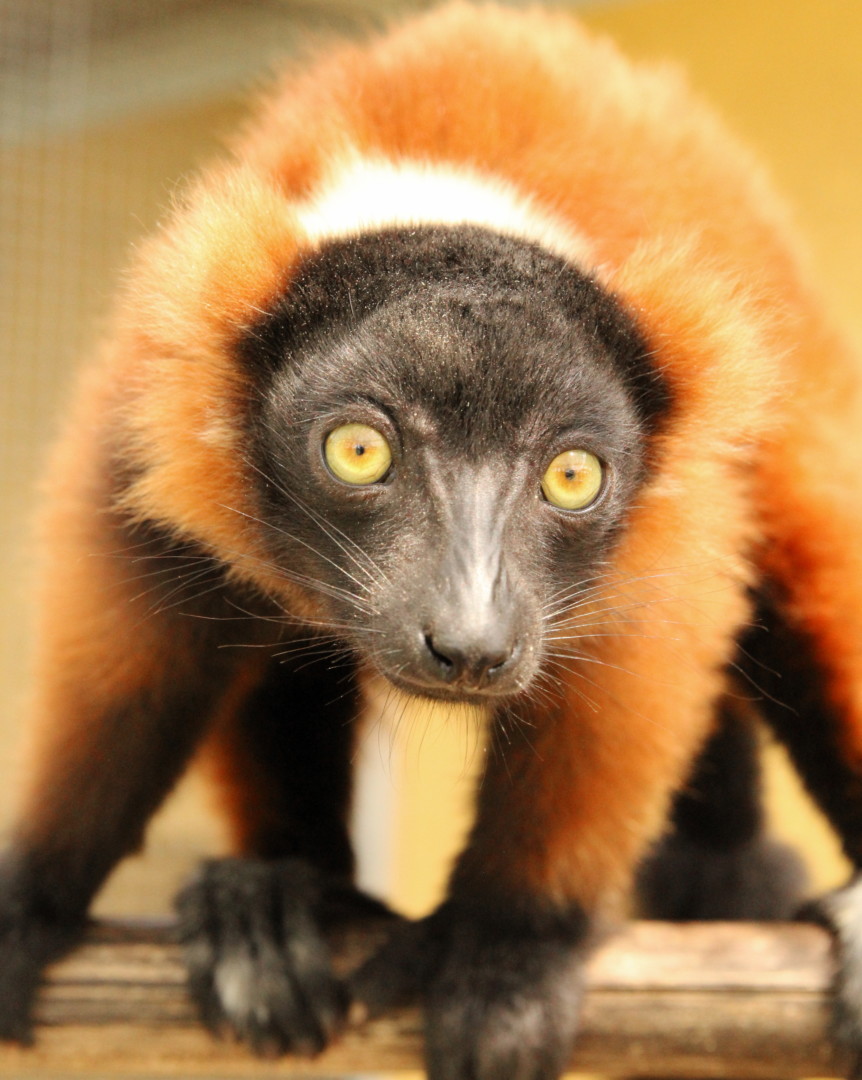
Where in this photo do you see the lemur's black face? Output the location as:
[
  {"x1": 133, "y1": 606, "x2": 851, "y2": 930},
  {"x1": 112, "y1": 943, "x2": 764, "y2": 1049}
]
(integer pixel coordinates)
[{"x1": 244, "y1": 226, "x2": 668, "y2": 703}]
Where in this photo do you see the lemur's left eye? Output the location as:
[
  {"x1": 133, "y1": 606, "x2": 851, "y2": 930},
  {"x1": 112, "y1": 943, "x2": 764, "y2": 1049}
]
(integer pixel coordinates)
[
  {"x1": 324, "y1": 423, "x2": 392, "y2": 485},
  {"x1": 541, "y1": 449, "x2": 603, "y2": 510}
]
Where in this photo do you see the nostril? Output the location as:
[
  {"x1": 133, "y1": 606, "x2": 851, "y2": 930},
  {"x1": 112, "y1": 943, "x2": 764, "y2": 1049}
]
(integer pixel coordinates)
[
  {"x1": 482, "y1": 644, "x2": 517, "y2": 681},
  {"x1": 486, "y1": 653, "x2": 508, "y2": 677},
  {"x1": 424, "y1": 632, "x2": 456, "y2": 675}
]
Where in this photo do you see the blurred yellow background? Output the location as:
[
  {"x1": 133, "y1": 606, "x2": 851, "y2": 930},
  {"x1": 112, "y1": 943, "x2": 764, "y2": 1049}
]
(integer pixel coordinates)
[{"x1": 0, "y1": 0, "x2": 859, "y2": 930}]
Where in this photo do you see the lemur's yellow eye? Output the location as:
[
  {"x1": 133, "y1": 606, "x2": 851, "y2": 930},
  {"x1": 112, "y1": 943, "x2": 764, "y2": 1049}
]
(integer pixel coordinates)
[
  {"x1": 541, "y1": 449, "x2": 603, "y2": 510},
  {"x1": 324, "y1": 423, "x2": 392, "y2": 485}
]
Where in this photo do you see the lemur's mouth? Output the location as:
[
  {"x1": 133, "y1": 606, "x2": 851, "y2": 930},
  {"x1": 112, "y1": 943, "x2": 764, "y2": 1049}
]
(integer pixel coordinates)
[{"x1": 380, "y1": 660, "x2": 528, "y2": 706}]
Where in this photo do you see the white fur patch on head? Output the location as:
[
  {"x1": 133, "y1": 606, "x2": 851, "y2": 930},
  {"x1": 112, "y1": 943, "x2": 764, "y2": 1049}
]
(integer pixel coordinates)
[{"x1": 296, "y1": 155, "x2": 596, "y2": 268}]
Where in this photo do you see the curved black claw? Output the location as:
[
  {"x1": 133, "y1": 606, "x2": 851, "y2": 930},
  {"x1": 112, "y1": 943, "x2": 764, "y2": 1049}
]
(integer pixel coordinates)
[
  {"x1": 176, "y1": 857, "x2": 355, "y2": 1057},
  {"x1": 352, "y1": 899, "x2": 588, "y2": 1080}
]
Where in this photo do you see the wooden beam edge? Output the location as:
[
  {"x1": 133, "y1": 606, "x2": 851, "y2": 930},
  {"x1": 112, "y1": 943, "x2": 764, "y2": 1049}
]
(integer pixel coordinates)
[{"x1": 0, "y1": 920, "x2": 848, "y2": 1077}]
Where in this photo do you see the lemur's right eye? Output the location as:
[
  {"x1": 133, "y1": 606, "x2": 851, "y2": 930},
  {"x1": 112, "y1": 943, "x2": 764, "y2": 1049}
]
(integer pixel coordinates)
[
  {"x1": 324, "y1": 423, "x2": 392, "y2": 485},
  {"x1": 541, "y1": 449, "x2": 603, "y2": 510}
]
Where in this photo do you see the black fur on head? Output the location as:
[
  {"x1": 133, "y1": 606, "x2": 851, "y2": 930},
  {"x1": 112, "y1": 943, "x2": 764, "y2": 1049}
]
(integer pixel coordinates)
[{"x1": 240, "y1": 225, "x2": 670, "y2": 703}]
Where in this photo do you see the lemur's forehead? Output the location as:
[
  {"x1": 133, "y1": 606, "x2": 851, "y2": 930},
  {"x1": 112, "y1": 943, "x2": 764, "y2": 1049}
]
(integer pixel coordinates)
[
  {"x1": 244, "y1": 155, "x2": 669, "y2": 437},
  {"x1": 327, "y1": 284, "x2": 629, "y2": 445},
  {"x1": 250, "y1": 218, "x2": 667, "y2": 442}
]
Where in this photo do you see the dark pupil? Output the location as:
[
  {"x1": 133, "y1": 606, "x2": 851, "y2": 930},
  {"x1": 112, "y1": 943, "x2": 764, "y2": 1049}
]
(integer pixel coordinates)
[
  {"x1": 564, "y1": 468, "x2": 576, "y2": 481},
  {"x1": 355, "y1": 444, "x2": 366, "y2": 456}
]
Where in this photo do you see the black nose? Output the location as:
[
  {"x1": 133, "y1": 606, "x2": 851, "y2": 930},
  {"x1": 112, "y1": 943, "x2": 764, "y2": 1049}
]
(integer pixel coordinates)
[{"x1": 423, "y1": 629, "x2": 517, "y2": 689}]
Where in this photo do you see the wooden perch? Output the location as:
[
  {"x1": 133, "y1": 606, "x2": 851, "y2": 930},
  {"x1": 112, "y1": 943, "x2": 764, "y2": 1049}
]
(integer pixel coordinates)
[{"x1": 0, "y1": 920, "x2": 848, "y2": 1077}]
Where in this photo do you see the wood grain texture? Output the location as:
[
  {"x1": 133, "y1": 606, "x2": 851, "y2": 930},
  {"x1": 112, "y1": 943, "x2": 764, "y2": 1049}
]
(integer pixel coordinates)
[{"x1": 0, "y1": 920, "x2": 847, "y2": 1077}]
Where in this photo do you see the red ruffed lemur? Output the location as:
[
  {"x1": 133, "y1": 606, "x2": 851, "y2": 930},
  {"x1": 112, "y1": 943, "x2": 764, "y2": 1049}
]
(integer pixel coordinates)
[{"x1": 2, "y1": 4, "x2": 862, "y2": 1077}]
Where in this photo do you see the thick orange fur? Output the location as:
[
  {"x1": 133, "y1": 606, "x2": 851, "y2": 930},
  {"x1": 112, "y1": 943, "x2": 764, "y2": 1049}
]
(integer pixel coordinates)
[{"x1": 19, "y1": 0, "x2": 862, "y2": 978}]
